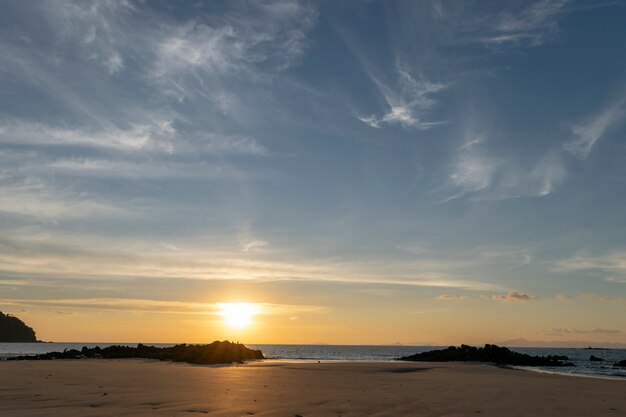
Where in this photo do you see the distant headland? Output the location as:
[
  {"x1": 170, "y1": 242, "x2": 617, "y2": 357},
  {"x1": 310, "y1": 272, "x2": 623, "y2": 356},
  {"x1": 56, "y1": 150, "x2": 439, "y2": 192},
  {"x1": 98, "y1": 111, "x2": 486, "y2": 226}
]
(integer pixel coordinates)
[{"x1": 0, "y1": 311, "x2": 38, "y2": 343}]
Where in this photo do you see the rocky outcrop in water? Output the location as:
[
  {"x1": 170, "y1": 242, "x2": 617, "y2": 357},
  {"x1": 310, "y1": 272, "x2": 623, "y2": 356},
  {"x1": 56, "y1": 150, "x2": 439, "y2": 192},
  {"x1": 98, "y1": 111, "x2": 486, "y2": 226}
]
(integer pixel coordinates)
[
  {"x1": 398, "y1": 344, "x2": 574, "y2": 367},
  {"x1": 614, "y1": 360, "x2": 626, "y2": 368},
  {"x1": 589, "y1": 355, "x2": 604, "y2": 362},
  {"x1": 8, "y1": 341, "x2": 264, "y2": 365},
  {"x1": 0, "y1": 312, "x2": 37, "y2": 342}
]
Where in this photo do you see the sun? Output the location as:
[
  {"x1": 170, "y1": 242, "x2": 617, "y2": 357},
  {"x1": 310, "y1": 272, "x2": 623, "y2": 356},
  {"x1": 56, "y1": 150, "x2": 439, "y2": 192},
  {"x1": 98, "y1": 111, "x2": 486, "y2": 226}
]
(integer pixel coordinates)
[{"x1": 219, "y1": 303, "x2": 258, "y2": 329}]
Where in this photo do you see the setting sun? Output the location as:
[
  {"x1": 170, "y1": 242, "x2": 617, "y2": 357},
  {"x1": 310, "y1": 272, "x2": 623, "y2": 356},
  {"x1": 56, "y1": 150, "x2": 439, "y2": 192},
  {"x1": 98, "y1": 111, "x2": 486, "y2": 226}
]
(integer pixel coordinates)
[{"x1": 218, "y1": 303, "x2": 258, "y2": 329}]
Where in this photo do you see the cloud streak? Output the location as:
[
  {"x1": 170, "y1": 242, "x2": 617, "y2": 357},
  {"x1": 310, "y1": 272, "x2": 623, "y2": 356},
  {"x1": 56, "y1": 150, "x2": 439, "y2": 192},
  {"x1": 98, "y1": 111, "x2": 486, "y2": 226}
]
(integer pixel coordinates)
[
  {"x1": 436, "y1": 294, "x2": 470, "y2": 301},
  {"x1": 0, "y1": 234, "x2": 501, "y2": 292},
  {"x1": 492, "y1": 291, "x2": 539, "y2": 302},
  {"x1": 0, "y1": 297, "x2": 329, "y2": 316},
  {"x1": 564, "y1": 96, "x2": 625, "y2": 159},
  {"x1": 445, "y1": 136, "x2": 566, "y2": 202},
  {"x1": 556, "y1": 293, "x2": 626, "y2": 304},
  {"x1": 150, "y1": 1, "x2": 317, "y2": 101},
  {"x1": 466, "y1": 0, "x2": 570, "y2": 49},
  {"x1": 553, "y1": 251, "x2": 626, "y2": 282},
  {"x1": 357, "y1": 65, "x2": 447, "y2": 130}
]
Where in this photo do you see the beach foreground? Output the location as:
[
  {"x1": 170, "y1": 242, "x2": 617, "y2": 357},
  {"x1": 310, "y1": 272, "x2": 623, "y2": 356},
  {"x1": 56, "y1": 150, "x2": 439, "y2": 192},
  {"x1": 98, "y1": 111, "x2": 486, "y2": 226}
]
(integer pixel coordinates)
[{"x1": 0, "y1": 360, "x2": 624, "y2": 416}]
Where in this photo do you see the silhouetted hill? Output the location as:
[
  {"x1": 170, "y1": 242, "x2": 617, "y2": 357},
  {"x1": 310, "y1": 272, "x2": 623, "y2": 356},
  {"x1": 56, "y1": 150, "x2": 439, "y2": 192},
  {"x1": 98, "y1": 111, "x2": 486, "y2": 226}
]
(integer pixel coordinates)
[
  {"x1": 0, "y1": 311, "x2": 38, "y2": 342},
  {"x1": 497, "y1": 338, "x2": 626, "y2": 348},
  {"x1": 9, "y1": 341, "x2": 265, "y2": 365}
]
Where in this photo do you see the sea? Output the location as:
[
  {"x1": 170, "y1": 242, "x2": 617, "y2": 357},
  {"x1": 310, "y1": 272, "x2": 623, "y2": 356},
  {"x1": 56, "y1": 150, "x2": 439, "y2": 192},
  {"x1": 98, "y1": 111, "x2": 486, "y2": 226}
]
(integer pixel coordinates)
[{"x1": 1, "y1": 343, "x2": 625, "y2": 380}]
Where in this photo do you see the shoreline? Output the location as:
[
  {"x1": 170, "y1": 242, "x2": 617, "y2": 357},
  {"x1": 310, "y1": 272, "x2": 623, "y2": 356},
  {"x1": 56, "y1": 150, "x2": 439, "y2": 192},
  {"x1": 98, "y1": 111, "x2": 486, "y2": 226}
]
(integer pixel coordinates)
[
  {"x1": 2, "y1": 342, "x2": 625, "y2": 381},
  {"x1": 509, "y1": 365, "x2": 626, "y2": 381},
  {"x1": 3, "y1": 354, "x2": 626, "y2": 381},
  {"x1": 4, "y1": 355, "x2": 624, "y2": 382}
]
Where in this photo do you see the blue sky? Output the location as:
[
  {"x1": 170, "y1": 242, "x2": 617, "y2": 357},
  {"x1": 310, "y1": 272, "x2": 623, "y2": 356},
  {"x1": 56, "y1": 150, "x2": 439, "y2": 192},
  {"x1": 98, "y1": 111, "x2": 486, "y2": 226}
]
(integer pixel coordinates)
[{"x1": 1, "y1": 0, "x2": 626, "y2": 344}]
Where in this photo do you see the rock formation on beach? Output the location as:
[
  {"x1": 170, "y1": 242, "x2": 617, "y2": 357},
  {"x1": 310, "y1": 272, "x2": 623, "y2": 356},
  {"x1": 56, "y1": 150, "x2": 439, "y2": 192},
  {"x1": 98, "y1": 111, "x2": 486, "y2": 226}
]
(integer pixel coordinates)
[
  {"x1": 0, "y1": 311, "x2": 38, "y2": 343},
  {"x1": 8, "y1": 341, "x2": 265, "y2": 365},
  {"x1": 398, "y1": 344, "x2": 574, "y2": 367}
]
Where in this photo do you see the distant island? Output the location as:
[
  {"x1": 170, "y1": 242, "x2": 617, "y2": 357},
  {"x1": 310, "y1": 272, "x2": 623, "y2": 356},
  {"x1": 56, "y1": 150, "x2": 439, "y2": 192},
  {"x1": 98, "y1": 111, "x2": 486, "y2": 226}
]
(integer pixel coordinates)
[
  {"x1": 0, "y1": 311, "x2": 38, "y2": 343},
  {"x1": 496, "y1": 338, "x2": 626, "y2": 349},
  {"x1": 398, "y1": 344, "x2": 574, "y2": 367},
  {"x1": 8, "y1": 341, "x2": 265, "y2": 365}
]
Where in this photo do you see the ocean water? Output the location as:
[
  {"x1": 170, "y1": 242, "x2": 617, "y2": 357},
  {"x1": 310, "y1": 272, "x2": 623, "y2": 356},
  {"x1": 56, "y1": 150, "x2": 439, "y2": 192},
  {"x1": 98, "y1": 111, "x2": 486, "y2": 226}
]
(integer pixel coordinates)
[{"x1": 1, "y1": 343, "x2": 625, "y2": 380}]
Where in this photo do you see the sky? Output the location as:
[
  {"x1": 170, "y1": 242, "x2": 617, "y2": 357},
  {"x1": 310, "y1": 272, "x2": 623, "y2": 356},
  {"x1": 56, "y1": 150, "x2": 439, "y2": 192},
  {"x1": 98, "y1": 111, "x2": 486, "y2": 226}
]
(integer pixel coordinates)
[{"x1": 1, "y1": 0, "x2": 626, "y2": 346}]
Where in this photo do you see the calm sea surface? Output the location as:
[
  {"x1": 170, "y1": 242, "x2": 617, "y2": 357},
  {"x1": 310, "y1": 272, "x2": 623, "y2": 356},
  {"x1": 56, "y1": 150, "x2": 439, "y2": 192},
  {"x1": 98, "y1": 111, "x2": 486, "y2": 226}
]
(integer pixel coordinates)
[{"x1": 1, "y1": 343, "x2": 625, "y2": 380}]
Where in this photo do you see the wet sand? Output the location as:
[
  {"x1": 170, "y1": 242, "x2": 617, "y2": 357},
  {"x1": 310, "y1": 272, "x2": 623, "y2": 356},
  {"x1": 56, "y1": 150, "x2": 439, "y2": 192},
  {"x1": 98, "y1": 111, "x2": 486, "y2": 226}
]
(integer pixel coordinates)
[{"x1": 0, "y1": 360, "x2": 624, "y2": 416}]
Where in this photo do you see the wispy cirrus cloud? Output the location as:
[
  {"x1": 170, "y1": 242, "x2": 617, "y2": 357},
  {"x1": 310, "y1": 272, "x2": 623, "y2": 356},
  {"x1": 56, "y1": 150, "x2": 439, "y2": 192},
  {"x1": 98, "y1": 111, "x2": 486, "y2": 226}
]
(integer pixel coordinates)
[
  {"x1": 40, "y1": 0, "x2": 140, "y2": 75},
  {"x1": 553, "y1": 251, "x2": 626, "y2": 282},
  {"x1": 444, "y1": 135, "x2": 566, "y2": 202},
  {"x1": 0, "y1": 233, "x2": 500, "y2": 292},
  {"x1": 465, "y1": 0, "x2": 570, "y2": 48},
  {"x1": 0, "y1": 178, "x2": 129, "y2": 221},
  {"x1": 35, "y1": 0, "x2": 317, "y2": 81},
  {"x1": 0, "y1": 118, "x2": 169, "y2": 151},
  {"x1": 338, "y1": 9, "x2": 450, "y2": 132},
  {"x1": 151, "y1": 1, "x2": 317, "y2": 101},
  {"x1": 357, "y1": 63, "x2": 447, "y2": 130},
  {"x1": 556, "y1": 293, "x2": 626, "y2": 304},
  {"x1": 0, "y1": 297, "x2": 329, "y2": 316},
  {"x1": 0, "y1": 117, "x2": 268, "y2": 158},
  {"x1": 447, "y1": 136, "x2": 498, "y2": 196},
  {"x1": 436, "y1": 294, "x2": 470, "y2": 301},
  {"x1": 0, "y1": 118, "x2": 268, "y2": 221},
  {"x1": 564, "y1": 95, "x2": 625, "y2": 159}
]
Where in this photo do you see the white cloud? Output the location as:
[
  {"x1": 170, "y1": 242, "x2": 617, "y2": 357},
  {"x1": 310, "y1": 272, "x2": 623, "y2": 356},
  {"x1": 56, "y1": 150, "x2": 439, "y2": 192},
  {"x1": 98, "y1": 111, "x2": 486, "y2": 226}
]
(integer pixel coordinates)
[
  {"x1": 41, "y1": 0, "x2": 139, "y2": 74},
  {"x1": 0, "y1": 297, "x2": 328, "y2": 316},
  {"x1": 553, "y1": 251, "x2": 626, "y2": 282},
  {"x1": 152, "y1": 24, "x2": 240, "y2": 80},
  {"x1": 0, "y1": 117, "x2": 268, "y2": 156},
  {"x1": 356, "y1": 59, "x2": 447, "y2": 130},
  {"x1": 242, "y1": 240, "x2": 269, "y2": 252},
  {"x1": 357, "y1": 115, "x2": 382, "y2": 129},
  {"x1": 564, "y1": 96, "x2": 625, "y2": 159},
  {"x1": 0, "y1": 119, "x2": 162, "y2": 151},
  {"x1": 449, "y1": 139, "x2": 498, "y2": 193},
  {"x1": 0, "y1": 234, "x2": 500, "y2": 292},
  {"x1": 7, "y1": 116, "x2": 256, "y2": 150},
  {"x1": 0, "y1": 118, "x2": 269, "y2": 221},
  {"x1": 445, "y1": 136, "x2": 566, "y2": 202},
  {"x1": 151, "y1": 1, "x2": 317, "y2": 100},
  {"x1": 470, "y1": 0, "x2": 570, "y2": 48},
  {"x1": 358, "y1": 88, "x2": 447, "y2": 130},
  {"x1": 0, "y1": 178, "x2": 128, "y2": 221}
]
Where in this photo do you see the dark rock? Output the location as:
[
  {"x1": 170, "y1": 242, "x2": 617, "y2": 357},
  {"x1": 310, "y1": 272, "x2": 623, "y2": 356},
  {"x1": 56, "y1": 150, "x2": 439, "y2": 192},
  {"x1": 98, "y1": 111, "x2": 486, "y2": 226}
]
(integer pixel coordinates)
[
  {"x1": 614, "y1": 360, "x2": 626, "y2": 368},
  {"x1": 589, "y1": 355, "x2": 604, "y2": 362},
  {"x1": 397, "y1": 344, "x2": 574, "y2": 367},
  {"x1": 546, "y1": 355, "x2": 569, "y2": 361},
  {"x1": 8, "y1": 341, "x2": 265, "y2": 365},
  {"x1": 0, "y1": 311, "x2": 37, "y2": 342}
]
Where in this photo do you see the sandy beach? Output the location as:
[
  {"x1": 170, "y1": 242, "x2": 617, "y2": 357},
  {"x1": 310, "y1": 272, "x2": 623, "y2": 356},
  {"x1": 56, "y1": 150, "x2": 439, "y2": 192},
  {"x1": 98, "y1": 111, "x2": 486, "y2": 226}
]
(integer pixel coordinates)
[{"x1": 0, "y1": 360, "x2": 624, "y2": 416}]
